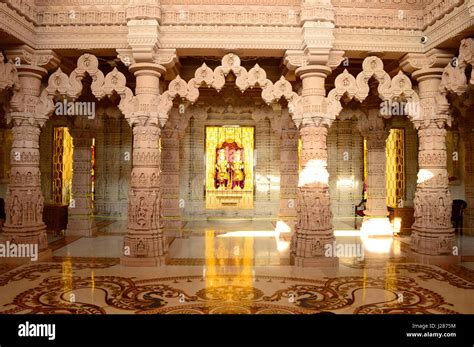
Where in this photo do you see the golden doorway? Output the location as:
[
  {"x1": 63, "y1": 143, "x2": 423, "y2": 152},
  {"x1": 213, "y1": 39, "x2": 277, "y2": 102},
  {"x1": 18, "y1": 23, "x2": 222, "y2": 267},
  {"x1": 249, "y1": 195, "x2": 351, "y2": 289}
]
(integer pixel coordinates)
[{"x1": 205, "y1": 126, "x2": 254, "y2": 209}]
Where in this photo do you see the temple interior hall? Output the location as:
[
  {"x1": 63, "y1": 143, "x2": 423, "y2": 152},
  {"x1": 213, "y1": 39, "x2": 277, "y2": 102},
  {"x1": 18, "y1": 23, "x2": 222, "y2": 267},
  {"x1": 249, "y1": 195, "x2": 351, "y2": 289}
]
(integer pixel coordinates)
[{"x1": 0, "y1": 0, "x2": 473, "y2": 315}]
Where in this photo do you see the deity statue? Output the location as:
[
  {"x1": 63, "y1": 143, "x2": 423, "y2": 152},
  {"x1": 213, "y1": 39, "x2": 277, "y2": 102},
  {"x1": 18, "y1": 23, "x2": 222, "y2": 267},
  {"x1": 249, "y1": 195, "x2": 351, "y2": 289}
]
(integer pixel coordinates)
[
  {"x1": 231, "y1": 150, "x2": 245, "y2": 189},
  {"x1": 215, "y1": 148, "x2": 229, "y2": 189}
]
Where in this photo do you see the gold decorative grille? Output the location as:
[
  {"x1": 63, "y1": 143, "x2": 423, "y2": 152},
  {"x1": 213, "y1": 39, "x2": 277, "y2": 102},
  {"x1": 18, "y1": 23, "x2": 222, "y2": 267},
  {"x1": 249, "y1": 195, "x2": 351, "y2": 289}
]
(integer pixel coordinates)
[
  {"x1": 386, "y1": 128, "x2": 405, "y2": 207},
  {"x1": 52, "y1": 127, "x2": 64, "y2": 205},
  {"x1": 52, "y1": 127, "x2": 73, "y2": 205}
]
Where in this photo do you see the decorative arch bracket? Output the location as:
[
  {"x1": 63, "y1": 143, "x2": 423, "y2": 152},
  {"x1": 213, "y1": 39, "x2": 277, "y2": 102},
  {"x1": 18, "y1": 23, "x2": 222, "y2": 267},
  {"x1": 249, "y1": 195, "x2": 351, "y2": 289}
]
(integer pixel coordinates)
[
  {"x1": 439, "y1": 38, "x2": 474, "y2": 110},
  {"x1": 0, "y1": 53, "x2": 22, "y2": 111},
  {"x1": 326, "y1": 55, "x2": 420, "y2": 123},
  {"x1": 37, "y1": 53, "x2": 134, "y2": 123},
  {"x1": 158, "y1": 53, "x2": 300, "y2": 128}
]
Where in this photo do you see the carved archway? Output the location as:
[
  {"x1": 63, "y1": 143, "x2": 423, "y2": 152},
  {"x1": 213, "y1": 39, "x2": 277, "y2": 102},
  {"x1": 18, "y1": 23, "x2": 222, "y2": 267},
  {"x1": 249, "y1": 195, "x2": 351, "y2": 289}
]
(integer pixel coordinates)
[
  {"x1": 157, "y1": 53, "x2": 301, "y2": 127},
  {"x1": 327, "y1": 56, "x2": 420, "y2": 123},
  {"x1": 35, "y1": 53, "x2": 134, "y2": 122}
]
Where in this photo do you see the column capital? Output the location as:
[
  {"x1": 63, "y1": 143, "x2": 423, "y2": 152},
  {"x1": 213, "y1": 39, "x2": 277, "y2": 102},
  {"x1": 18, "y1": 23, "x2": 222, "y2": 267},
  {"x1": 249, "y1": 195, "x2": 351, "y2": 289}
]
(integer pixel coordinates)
[
  {"x1": 284, "y1": 49, "x2": 344, "y2": 72},
  {"x1": 117, "y1": 48, "x2": 178, "y2": 73},
  {"x1": 295, "y1": 64, "x2": 332, "y2": 79},
  {"x1": 129, "y1": 62, "x2": 166, "y2": 77},
  {"x1": 126, "y1": 61, "x2": 167, "y2": 128},
  {"x1": 5, "y1": 45, "x2": 61, "y2": 72},
  {"x1": 400, "y1": 49, "x2": 453, "y2": 76},
  {"x1": 7, "y1": 63, "x2": 49, "y2": 127}
]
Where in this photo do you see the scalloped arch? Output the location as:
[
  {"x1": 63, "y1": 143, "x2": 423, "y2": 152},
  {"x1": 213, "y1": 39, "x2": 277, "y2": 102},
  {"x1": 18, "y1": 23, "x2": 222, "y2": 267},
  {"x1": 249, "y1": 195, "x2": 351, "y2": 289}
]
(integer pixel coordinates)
[
  {"x1": 326, "y1": 56, "x2": 420, "y2": 122},
  {"x1": 158, "y1": 53, "x2": 300, "y2": 124},
  {"x1": 37, "y1": 53, "x2": 133, "y2": 120}
]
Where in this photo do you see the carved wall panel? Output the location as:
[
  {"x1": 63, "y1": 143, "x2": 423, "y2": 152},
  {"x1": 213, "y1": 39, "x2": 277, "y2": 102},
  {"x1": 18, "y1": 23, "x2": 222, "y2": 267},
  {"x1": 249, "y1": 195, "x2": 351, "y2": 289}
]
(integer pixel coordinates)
[
  {"x1": 327, "y1": 118, "x2": 364, "y2": 218},
  {"x1": 95, "y1": 117, "x2": 132, "y2": 218}
]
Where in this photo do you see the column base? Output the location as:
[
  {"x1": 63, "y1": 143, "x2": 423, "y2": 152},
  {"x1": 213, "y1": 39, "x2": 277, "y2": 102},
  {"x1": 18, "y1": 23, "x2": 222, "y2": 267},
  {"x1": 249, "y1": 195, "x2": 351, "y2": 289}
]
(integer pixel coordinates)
[
  {"x1": 408, "y1": 250, "x2": 460, "y2": 266},
  {"x1": 120, "y1": 254, "x2": 167, "y2": 267},
  {"x1": 1, "y1": 224, "x2": 49, "y2": 251},
  {"x1": 410, "y1": 227, "x2": 456, "y2": 255},
  {"x1": 290, "y1": 254, "x2": 339, "y2": 267}
]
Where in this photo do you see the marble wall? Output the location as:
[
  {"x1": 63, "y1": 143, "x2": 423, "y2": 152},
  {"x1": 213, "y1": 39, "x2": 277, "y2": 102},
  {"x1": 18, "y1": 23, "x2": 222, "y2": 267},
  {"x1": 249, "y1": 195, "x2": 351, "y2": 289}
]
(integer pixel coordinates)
[
  {"x1": 327, "y1": 119, "x2": 364, "y2": 218},
  {"x1": 95, "y1": 118, "x2": 132, "y2": 217}
]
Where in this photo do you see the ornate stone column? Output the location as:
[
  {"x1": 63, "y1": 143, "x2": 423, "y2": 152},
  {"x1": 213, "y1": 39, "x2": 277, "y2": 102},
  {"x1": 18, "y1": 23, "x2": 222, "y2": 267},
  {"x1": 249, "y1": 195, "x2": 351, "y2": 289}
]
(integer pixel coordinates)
[
  {"x1": 161, "y1": 109, "x2": 183, "y2": 236},
  {"x1": 2, "y1": 64, "x2": 50, "y2": 258},
  {"x1": 401, "y1": 50, "x2": 458, "y2": 264},
  {"x1": 277, "y1": 110, "x2": 299, "y2": 234},
  {"x1": 68, "y1": 118, "x2": 100, "y2": 237},
  {"x1": 357, "y1": 109, "x2": 391, "y2": 235},
  {"x1": 291, "y1": 63, "x2": 337, "y2": 267},
  {"x1": 121, "y1": 62, "x2": 166, "y2": 266}
]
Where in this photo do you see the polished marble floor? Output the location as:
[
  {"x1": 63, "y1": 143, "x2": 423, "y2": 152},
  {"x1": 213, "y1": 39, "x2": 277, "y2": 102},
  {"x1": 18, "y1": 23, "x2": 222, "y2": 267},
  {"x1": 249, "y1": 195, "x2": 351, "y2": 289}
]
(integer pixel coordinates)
[{"x1": 0, "y1": 219, "x2": 473, "y2": 314}]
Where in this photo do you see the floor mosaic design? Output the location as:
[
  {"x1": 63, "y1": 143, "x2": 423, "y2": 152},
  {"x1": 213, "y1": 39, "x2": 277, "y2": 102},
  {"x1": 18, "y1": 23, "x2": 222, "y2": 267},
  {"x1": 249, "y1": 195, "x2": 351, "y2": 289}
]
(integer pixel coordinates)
[{"x1": 0, "y1": 260, "x2": 472, "y2": 315}]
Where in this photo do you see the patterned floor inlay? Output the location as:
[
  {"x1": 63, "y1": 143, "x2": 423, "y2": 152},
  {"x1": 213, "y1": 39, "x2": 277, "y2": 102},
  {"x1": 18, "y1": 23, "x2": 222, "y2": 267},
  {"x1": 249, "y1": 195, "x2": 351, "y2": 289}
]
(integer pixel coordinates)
[{"x1": 0, "y1": 261, "x2": 472, "y2": 314}]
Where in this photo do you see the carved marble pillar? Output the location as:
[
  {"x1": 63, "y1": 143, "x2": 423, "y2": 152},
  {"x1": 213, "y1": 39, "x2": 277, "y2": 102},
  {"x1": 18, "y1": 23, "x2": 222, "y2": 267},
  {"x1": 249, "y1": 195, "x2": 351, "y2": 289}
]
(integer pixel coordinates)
[
  {"x1": 358, "y1": 109, "x2": 391, "y2": 235},
  {"x1": 2, "y1": 65, "x2": 50, "y2": 257},
  {"x1": 411, "y1": 120, "x2": 455, "y2": 259},
  {"x1": 68, "y1": 123, "x2": 98, "y2": 237},
  {"x1": 161, "y1": 109, "x2": 183, "y2": 236},
  {"x1": 291, "y1": 64, "x2": 336, "y2": 267},
  {"x1": 278, "y1": 113, "x2": 299, "y2": 233},
  {"x1": 121, "y1": 63, "x2": 166, "y2": 266},
  {"x1": 402, "y1": 51, "x2": 457, "y2": 263}
]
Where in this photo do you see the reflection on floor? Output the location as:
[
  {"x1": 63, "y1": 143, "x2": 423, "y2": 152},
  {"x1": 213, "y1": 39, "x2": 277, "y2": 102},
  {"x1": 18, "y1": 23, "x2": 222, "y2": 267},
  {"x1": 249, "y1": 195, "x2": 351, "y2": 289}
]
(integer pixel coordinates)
[{"x1": 0, "y1": 219, "x2": 473, "y2": 314}]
